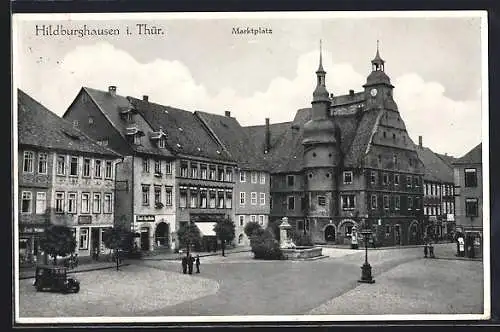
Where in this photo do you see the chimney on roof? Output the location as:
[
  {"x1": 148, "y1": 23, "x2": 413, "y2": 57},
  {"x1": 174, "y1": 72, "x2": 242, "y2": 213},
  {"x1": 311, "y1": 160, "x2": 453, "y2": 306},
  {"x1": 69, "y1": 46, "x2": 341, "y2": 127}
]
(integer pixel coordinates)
[
  {"x1": 349, "y1": 90, "x2": 354, "y2": 97},
  {"x1": 225, "y1": 111, "x2": 231, "y2": 117},
  {"x1": 419, "y1": 135, "x2": 423, "y2": 148},
  {"x1": 265, "y1": 118, "x2": 270, "y2": 154},
  {"x1": 108, "y1": 86, "x2": 117, "y2": 96},
  {"x1": 143, "y1": 95, "x2": 149, "y2": 102},
  {"x1": 330, "y1": 93, "x2": 334, "y2": 99}
]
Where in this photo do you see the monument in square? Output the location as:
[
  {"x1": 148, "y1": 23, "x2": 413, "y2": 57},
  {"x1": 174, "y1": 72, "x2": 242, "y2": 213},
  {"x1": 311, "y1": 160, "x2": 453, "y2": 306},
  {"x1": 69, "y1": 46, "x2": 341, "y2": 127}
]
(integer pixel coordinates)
[{"x1": 279, "y1": 217, "x2": 324, "y2": 260}]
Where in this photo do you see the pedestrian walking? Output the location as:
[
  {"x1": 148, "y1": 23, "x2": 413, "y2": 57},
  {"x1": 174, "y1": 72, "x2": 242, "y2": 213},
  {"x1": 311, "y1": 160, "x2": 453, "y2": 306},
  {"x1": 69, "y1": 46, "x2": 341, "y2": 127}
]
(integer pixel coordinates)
[
  {"x1": 181, "y1": 256, "x2": 187, "y2": 274},
  {"x1": 188, "y1": 254, "x2": 194, "y2": 275},
  {"x1": 424, "y1": 242, "x2": 428, "y2": 258},
  {"x1": 195, "y1": 255, "x2": 200, "y2": 273},
  {"x1": 458, "y1": 235, "x2": 465, "y2": 257},
  {"x1": 429, "y1": 241, "x2": 435, "y2": 258}
]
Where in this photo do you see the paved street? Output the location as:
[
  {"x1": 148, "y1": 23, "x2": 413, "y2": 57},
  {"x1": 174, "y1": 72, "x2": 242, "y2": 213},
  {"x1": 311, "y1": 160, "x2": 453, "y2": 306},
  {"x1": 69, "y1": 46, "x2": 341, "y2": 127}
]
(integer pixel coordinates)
[
  {"x1": 17, "y1": 243, "x2": 484, "y2": 318},
  {"x1": 310, "y1": 258, "x2": 484, "y2": 315},
  {"x1": 18, "y1": 264, "x2": 219, "y2": 317}
]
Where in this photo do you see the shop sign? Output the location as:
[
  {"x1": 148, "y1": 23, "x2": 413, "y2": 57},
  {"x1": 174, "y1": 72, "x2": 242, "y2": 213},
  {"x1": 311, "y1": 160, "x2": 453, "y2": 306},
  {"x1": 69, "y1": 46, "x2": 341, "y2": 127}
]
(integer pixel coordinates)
[
  {"x1": 137, "y1": 215, "x2": 155, "y2": 222},
  {"x1": 78, "y1": 215, "x2": 92, "y2": 225},
  {"x1": 20, "y1": 226, "x2": 45, "y2": 233}
]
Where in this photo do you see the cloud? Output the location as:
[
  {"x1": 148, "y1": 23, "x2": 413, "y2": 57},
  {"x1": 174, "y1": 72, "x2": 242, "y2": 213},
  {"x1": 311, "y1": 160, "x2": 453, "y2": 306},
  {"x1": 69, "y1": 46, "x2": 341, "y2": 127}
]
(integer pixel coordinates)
[
  {"x1": 19, "y1": 41, "x2": 481, "y2": 157},
  {"x1": 393, "y1": 73, "x2": 482, "y2": 157}
]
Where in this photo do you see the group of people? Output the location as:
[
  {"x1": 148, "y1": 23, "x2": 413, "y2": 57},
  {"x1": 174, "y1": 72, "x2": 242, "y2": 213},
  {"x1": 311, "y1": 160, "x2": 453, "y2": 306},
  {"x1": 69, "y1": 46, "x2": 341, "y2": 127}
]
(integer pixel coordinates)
[
  {"x1": 181, "y1": 254, "x2": 200, "y2": 275},
  {"x1": 423, "y1": 239, "x2": 435, "y2": 258}
]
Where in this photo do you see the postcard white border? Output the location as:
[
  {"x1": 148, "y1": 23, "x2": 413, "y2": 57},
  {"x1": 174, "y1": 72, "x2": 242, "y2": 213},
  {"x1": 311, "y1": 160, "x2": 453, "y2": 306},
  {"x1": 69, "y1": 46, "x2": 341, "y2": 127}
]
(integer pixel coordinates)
[{"x1": 12, "y1": 10, "x2": 490, "y2": 324}]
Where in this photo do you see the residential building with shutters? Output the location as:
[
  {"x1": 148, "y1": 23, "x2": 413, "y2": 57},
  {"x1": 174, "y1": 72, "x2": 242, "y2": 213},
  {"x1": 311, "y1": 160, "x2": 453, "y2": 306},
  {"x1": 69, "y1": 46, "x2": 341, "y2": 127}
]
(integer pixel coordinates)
[
  {"x1": 243, "y1": 44, "x2": 425, "y2": 246},
  {"x1": 453, "y1": 142, "x2": 483, "y2": 256},
  {"x1": 17, "y1": 90, "x2": 121, "y2": 264}
]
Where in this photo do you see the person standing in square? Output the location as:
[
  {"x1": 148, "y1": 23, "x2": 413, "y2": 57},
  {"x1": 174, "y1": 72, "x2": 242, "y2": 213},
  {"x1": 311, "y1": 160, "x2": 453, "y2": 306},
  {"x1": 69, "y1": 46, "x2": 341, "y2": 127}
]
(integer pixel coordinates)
[{"x1": 195, "y1": 255, "x2": 200, "y2": 273}]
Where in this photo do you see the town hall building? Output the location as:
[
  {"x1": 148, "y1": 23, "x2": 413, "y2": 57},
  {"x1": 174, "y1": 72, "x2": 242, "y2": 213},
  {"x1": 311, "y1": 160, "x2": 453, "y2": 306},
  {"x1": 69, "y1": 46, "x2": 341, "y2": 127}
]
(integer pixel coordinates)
[{"x1": 245, "y1": 44, "x2": 426, "y2": 246}]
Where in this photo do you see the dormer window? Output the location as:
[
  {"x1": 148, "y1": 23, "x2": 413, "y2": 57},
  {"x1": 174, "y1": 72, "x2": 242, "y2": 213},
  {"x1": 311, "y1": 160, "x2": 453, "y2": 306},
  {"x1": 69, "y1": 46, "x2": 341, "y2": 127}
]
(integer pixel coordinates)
[
  {"x1": 149, "y1": 128, "x2": 167, "y2": 148},
  {"x1": 120, "y1": 104, "x2": 137, "y2": 123},
  {"x1": 133, "y1": 135, "x2": 141, "y2": 145}
]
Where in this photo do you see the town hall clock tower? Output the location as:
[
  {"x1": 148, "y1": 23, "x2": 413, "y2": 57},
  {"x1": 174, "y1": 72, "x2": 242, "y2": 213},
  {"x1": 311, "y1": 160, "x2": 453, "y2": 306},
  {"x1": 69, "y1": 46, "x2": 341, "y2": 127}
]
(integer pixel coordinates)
[{"x1": 363, "y1": 42, "x2": 398, "y2": 112}]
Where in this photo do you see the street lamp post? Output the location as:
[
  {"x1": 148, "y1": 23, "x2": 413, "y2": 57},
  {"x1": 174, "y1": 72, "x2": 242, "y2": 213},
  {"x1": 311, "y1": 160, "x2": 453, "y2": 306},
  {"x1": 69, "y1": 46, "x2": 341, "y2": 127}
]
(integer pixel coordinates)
[{"x1": 358, "y1": 218, "x2": 375, "y2": 284}]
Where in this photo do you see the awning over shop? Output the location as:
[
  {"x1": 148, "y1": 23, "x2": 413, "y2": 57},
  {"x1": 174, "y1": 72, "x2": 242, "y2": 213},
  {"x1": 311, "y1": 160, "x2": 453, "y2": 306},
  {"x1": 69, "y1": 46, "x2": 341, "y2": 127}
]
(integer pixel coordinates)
[{"x1": 194, "y1": 222, "x2": 217, "y2": 236}]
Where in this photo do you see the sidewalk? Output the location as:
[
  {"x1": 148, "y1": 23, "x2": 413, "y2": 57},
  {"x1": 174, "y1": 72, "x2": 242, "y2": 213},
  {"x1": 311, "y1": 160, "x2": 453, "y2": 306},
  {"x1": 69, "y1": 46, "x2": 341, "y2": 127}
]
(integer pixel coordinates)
[
  {"x1": 317, "y1": 242, "x2": 450, "y2": 251},
  {"x1": 428, "y1": 242, "x2": 483, "y2": 261},
  {"x1": 141, "y1": 246, "x2": 252, "y2": 261},
  {"x1": 18, "y1": 260, "x2": 129, "y2": 280}
]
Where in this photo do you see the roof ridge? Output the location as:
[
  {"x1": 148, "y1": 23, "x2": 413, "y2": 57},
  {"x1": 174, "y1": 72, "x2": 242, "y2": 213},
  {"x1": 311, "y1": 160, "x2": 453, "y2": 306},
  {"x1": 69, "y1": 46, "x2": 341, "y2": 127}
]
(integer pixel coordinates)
[{"x1": 19, "y1": 89, "x2": 121, "y2": 157}]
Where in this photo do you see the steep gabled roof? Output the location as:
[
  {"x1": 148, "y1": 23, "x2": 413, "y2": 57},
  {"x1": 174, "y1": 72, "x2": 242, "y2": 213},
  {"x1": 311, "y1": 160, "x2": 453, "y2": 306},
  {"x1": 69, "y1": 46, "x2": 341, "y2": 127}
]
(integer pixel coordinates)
[
  {"x1": 18, "y1": 89, "x2": 121, "y2": 158},
  {"x1": 128, "y1": 98, "x2": 233, "y2": 162},
  {"x1": 343, "y1": 108, "x2": 381, "y2": 167},
  {"x1": 82, "y1": 87, "x2": 174, "y2": 158},
  {"x1": 194, "y1": 111, "x2": 268, "y2": 170},
  {"x1": 415, "y1": 145, "x2": 454, "y2": 183},
  {"x1": 242, "y1": 109, "x2": 311, "y2": 174},
  {"x1": 435, "y1": 152, "x2": 458, "y2": 168},
  {"x1": 453, "y1": 142, "x2": 482, "y2": 165}
]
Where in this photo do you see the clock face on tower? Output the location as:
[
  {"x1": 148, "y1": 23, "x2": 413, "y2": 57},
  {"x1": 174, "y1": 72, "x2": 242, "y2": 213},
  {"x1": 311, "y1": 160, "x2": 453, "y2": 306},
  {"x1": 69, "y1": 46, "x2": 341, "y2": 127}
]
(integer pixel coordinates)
[{"x1": 370, "y1": 88, "x2": 378, "y2": 97}]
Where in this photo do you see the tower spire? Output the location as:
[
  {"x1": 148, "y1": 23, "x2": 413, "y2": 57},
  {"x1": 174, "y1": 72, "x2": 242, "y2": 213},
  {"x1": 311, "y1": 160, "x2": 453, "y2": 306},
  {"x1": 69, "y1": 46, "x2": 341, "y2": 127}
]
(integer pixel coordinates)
[
  {"x1": 317, "y1": 39, "x2": 325, "y2": 73},
  {"x1": 313, "y1": 39, "x2": 329, "y2": 102},
  {"x1": 371, "y1": 39, "x2": 385, "y2": 71}
]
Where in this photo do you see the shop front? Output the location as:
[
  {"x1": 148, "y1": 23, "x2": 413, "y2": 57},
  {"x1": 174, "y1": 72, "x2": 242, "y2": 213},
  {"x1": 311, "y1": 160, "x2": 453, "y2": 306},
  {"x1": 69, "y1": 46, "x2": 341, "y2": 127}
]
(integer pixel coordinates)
[
  {"x1": 19, "y1": 224, "x2": 46, "y2": 266},
  {"x1": 133, "y1": 214, "x2": 176, "y2": 252}
]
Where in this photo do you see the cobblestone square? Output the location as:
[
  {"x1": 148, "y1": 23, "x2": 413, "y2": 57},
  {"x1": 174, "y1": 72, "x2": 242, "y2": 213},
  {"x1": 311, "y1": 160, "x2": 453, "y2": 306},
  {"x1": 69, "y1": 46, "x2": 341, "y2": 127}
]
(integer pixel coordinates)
[{"x1": 17, "y1": 244, "x2": 485, "y2": 319}]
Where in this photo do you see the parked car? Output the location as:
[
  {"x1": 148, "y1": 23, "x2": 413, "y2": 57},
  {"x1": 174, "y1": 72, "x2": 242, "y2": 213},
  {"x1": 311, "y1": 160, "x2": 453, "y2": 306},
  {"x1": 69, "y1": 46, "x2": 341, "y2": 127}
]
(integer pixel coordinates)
[{"x1": 33, "y1": 265, "x2": 80, "y2": 294}]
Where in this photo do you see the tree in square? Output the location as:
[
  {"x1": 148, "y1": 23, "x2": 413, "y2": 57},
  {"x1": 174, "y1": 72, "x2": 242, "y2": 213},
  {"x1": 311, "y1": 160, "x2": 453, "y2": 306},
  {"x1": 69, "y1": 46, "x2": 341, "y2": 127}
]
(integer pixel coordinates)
[
  {"x1": 102, "y1": 226, "x2": 130, "y2": 271},
  {"x1": 214, "y1": 218, "x2": 236, "y2": 257},
  {"x1": 177, "y1": 222, "x2": 202, "y2": 257},
  {"x1": 39, "y1": 225, "x2": 76, "y2": 265}
]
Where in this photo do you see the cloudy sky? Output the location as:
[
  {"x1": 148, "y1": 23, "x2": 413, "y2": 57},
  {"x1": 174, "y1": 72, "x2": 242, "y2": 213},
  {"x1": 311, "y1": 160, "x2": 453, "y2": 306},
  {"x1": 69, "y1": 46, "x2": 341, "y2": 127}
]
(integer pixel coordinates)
[{"x1": 13, "y1": 12, "x2": 485, "y2": 157}]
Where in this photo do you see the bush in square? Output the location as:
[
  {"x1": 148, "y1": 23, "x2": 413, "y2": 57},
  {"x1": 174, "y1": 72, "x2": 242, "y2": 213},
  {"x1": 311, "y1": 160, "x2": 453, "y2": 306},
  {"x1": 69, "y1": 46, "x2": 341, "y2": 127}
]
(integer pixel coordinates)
[{"x1": 250, "y1": 228, "x2": 284, "y2": 260}]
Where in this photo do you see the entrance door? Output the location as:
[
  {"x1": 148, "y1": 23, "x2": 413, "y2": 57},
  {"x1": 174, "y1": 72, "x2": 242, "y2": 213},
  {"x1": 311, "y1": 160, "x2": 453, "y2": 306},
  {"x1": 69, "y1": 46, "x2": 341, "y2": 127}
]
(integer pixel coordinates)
[
  {"x1": 155, "y1": 222, "x2": 169, "y2": 247},
  {"x1": 409, "y1": 223, "x2": 419, "y2": 245},
  {"x1": 324, "y1": 225, "x2": 336, "y2": 242},
  {"x1": 394, "y1": 225, "x2": 401, "y2": 245},
  {"x1": 91, "y1": 228, "x2": 100, "y2": 259},
  {"x1": 140, "y1": 228, "x2": 150, "y2": 251}
]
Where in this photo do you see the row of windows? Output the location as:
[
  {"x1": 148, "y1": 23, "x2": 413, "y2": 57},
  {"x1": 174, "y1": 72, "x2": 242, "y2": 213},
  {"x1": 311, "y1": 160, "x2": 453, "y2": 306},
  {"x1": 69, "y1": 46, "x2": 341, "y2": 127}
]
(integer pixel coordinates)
[
  {"x1": 141, "y1": 184, "x2": 173, "y2": 207},
  {"x1": 285, "y1": 172, "x2": 422, "y2": 188},
  {"x1": 142, "y1": 158, "x2": 172, "y2": 175},
  {"x1": 239, "y1": 171, "x2": 266, "y2": 184},
  {"x1": 368, "y1": 171, "x2": 421, "y2": 188},
  {"x1": 370, "y1": 194, "x2": 421, "y2": 211},
  {"x1": 238, "y1": 215, "x2": 266, "y2": 226},
  {"x1": 239, "y1": 192, "x2": 266, "y2": 205},
  {"x1": 423, "y1": 202, "x2": 455, "y2": 216},
  {"x1": 179, "y1": 160, "x2": 234, "y2": 182},
  {"x1": 281, "y1": 194, "x2": 422, "y2": 211},
  {"x1": 22, "y1": 151, "x2": 113, "y2": 179},
  {"x1": 21, "y1": 191, "x2": 113, "y2": 214},
  {"x1": 178, "y1": 187, "x2": 233, "y2": 209},
  {"x1": 425, "y1": 183, "x2": 454, "y2": 197}
]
